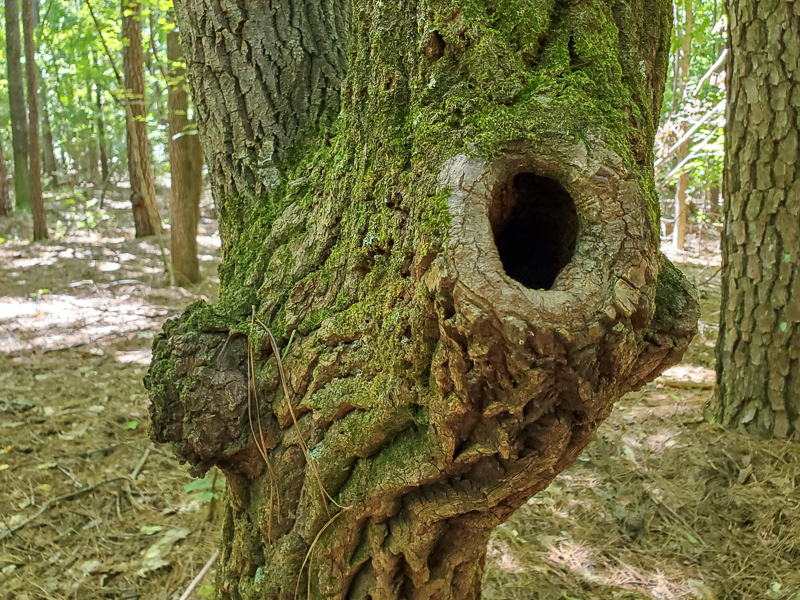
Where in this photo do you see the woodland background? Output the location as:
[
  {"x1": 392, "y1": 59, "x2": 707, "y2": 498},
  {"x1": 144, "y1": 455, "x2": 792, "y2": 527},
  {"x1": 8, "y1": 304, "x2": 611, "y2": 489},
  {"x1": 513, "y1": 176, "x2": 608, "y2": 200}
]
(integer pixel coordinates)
[{"x1": 0, "y1": 1, "x2": 798, "y2": 599}]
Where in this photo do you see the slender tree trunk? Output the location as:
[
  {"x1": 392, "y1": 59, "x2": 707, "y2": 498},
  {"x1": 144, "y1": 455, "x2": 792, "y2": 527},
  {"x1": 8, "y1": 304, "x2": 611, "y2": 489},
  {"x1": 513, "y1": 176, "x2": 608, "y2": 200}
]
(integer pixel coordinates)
[
  {"x1": 33, "y1": 0, "x2": 56, "y2": 185},
  {"x1": 149, "y1": 2, "x2": 698, "y2": 598},
  {"x1": 5, "y1": 0, "x2": 30, "y2": 211},
  {"x1": 712, "y1": 2, "x2": 800, "y2": 438},
  {"x1": 167, "y1": 23, "x2": 203, "y2": 285},
  {"x1": 0, "y1": 136, "x2": 11, "y2": 216},
  {"x1": 122, "y1": 0, "x2": 158, "y2": 237},
  {"x1": 40, "y1": 94, "x2": 57, "y2": 183},
  {"x1": 673, "y1": 0, "x2": 692, "y2": 250},
  {"x1": 86, "y1": 81, "x2": 100, "y2": 184},
  {"x1": 96, "y1": 85, "x2": 110, "y2": 184},
  {"x1": 709, "y1": 184, "x2": 720, "y2": 217},
  {"x1": 22, "y1": 0, "x2": 46, "y2": 240}
]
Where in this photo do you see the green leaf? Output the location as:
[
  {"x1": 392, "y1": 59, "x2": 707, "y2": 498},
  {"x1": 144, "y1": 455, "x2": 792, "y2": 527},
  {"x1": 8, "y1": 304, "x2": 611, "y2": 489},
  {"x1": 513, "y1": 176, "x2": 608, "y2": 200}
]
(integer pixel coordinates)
[
  {"x1": 125, "y1": 421, "x2": 139, "y2": 430},
  {"x1": 184, "y1": 478, "x2": 212, "y2": 493},
  {"x1": 140, "y1": 525, "x2": 163, "y2": 535}
]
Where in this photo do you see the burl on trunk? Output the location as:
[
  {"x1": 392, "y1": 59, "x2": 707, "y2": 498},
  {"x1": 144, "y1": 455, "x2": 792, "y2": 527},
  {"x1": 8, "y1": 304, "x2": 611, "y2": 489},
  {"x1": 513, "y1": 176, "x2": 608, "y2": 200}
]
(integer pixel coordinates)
[{"x1": 147, "y1": 1, "x2": 698, "y2": 598}]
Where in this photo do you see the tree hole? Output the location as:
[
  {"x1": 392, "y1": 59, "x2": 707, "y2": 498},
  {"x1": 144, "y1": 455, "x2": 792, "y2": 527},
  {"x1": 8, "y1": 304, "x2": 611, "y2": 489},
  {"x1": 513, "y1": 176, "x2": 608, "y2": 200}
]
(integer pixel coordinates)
[{"x1": 490, "y1": 173, "x2": 579, "y2": 290}]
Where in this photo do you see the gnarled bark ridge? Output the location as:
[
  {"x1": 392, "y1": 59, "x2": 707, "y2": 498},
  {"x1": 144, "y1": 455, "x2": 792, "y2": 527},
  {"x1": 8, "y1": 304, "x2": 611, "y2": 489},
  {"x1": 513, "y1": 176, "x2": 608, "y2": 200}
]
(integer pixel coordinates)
[{"x1": 148, "y1": 1, "x2": 698, "y2": 598}]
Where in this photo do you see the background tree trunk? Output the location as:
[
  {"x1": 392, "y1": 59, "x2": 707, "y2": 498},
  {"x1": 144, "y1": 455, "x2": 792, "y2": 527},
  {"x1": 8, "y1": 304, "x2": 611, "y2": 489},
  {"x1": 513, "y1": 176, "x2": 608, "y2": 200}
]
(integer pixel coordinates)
[
  {"x1": 32, "y1": 0, "x2": 56, "y2": 184},
  {"x1": 87, "y1": 80, "x2": 100, "y2": 184},
  {"x1": 122, "y1": 0, "x2": 158, "y2": 237},
  {"x1": 96, "y1": 84, "x2": 110, "y2": 185},
  {"x1": 712, "y1": 1, "x2": 800, "y2": 438},
  {"x1": 5, "y1": 0, "x2": 30, "y2": 212},
  {"x1": 149, "y1": 1, "x2": 698, "y2": 598},
  {"x1": 0, "y1": 136, "x2": 11, "y2": 216},
  {"x1": 40, "y1": 96, "x2": 57, "y2": 184},
  {"x1": 167, "y1": 23, "x2": 203, "y2": 285},
  {"x1": 22, "y1": 0, "x2": 46, "y2": 240},
  {"x1": 673, "y1": 0, "x2": 692, "y2": 250}
]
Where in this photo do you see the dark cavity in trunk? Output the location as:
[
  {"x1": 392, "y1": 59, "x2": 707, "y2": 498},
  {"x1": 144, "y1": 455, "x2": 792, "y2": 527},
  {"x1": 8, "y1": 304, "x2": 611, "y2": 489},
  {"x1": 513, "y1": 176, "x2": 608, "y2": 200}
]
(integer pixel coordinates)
[{"x1": 491, "y1": 172, "x2": 579, "y2": 290}]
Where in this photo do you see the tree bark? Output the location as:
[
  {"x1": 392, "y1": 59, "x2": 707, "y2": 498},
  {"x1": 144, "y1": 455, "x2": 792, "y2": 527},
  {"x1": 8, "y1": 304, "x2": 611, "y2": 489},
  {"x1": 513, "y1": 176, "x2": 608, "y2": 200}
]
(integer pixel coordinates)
[
  {"x1": 35, "y1": 0, "x2": 56, "y2": 185},
  {"x1": 86, "y1": 81, "x2": 101, "y2": 184},
  {"x1": 122, "y1": 0, "x2": 158, "y2": 237},
  {"x1": 148, "y1": 1, "x2": 699, "y2": 598},
  {"x1": 22, "y1": 0, "x2": 46, "y2": 240},
  {"x1": 673, "y1": 0, "x2": 692, "y2": 250},
  {"x1": 96, "y1": 84, "x2": 110, "y2": 184},
  {"x1": 0, "y1": 136, "x2": 11, "y2": 216},
  {"x1": 5, "y1": 0, "x2": 30, "y2": 212},
  {"x1": 711, "y1": 1, "x2": 800, "y2": 438},
  {"x1": 40, "y1": 94, "x2": 57, "y2": 183},
  {"x1": 167, "y1": 23, "x2": 203, "y2": 285}
]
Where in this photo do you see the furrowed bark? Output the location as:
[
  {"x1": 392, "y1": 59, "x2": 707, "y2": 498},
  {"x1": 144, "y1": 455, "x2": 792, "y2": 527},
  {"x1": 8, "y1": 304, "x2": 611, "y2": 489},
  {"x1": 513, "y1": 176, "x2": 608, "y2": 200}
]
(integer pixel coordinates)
[
  {"x1": 122, "y1": 0, "x2": 158, "y2": 237},
  {"x1": 5, "y1": 0, "x2": 30, "y2": 211},
  {"x1": 22, "y1": 0, "x2": 46, "y2": 241},
  {"x1": 150, "y1": 1, "x2": 698, "y2": 598},
  {"x1": 711, "y1": 1, "x2": 800, "y2": 438},
  {"x1": 167, "y1": 22, "x2": 203, "y2": 286}
]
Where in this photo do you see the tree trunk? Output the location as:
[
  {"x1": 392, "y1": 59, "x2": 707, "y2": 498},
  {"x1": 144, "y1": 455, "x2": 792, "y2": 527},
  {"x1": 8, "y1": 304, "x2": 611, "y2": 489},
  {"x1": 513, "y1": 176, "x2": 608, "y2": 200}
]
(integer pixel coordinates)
[
  {"x1": 709, "y1": 184, "x2": 720, "y2": 216},
  {"x1": 5, "y1": 0, "x2": 30, "y2": 212},
  {"x1": 148, "y1": 2, "x2": 699, "y2": 598},
  {"x1": 86, "y1": 80, "x2": 100, "y2": 184},
  {"x1": 712, "y1": 2, "x2": 800, "y2": 438},
  {"x1": 673, "y1": 0, "x2": 692, "y2": 250},
  {"x1": 96, "y1": 84, "x2": 110, "y2": 185},
  {"x1": 0, "y1": 136, "x2": 11, "y2": 216},
  {"x1": 40, "y1": 94, "x2": 57, "y2": 184},
  {"x1": 35, "y1": 0, "x2": 56, "y2": 185},
  {"x1": 22, "y1": 0, "x2": 46, "y2": 241},
  {"x1": 122, "y1": 0, "x2": 158, "y2": 237},
  {"x1": 167, "y1": 23, "x2": 203, "y2": 285}
]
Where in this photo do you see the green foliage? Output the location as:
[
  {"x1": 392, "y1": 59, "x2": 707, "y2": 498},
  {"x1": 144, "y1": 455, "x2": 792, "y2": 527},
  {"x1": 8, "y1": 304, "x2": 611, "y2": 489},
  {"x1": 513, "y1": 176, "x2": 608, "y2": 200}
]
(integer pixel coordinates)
[
  {"x1": 657, "y1": 0, "x2": 726, "y2": 221},
  {"x1": 0, "y1": 0, "x2": 188, "y2": 185},
  {"x1": 184, "y1": 470, "x2": 226, "y2": 504}
]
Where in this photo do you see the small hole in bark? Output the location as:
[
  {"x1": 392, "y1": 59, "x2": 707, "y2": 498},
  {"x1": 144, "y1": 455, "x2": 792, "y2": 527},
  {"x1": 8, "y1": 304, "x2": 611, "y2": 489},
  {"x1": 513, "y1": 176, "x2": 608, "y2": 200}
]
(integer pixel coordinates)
[
  {"x1": 423, "y1": 30, "x2": 446, "y2": 61},
  {"x1": 491, "y1": 172, "x2": 579, "y2": 290}
]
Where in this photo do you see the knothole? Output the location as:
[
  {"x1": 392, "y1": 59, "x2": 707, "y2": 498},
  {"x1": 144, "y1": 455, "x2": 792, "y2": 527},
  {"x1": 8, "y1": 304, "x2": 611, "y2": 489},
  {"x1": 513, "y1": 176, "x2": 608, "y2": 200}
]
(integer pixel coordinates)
[{"x1": 490, "y1": 172, "x2": 579, "y2": 290}]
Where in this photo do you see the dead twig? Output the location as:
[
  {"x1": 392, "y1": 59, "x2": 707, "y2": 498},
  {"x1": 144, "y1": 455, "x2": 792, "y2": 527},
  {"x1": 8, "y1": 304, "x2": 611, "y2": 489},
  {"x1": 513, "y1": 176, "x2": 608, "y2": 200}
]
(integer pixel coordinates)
[
  {"x1": 77, "y1": 442, "x2": 125, "y2": 458},
  {"x1": 253, "y1": 311, "x2": 350, "y2": 514},
  {"x1": 247, "y1": 309, "x2": 281, "y2": 542},
  {"x1": 131, "y1": 444, "x2": 153, "y2": 480},
  {"x1": 177, "y1": 550, "x2": 219, "y2": 600},
  {"x1": 655, "y1": 378, "x2": 715, "y2": 391},
  {"x1": 0, "y1": 476, "x2": 126, "y2": 541}
]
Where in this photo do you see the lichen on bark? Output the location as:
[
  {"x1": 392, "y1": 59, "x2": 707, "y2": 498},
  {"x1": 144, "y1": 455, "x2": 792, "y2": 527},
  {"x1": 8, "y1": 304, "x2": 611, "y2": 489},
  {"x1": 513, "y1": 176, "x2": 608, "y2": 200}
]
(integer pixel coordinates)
[{"x1": 149, "y1": 1, "x2": 698, "y2": 598}]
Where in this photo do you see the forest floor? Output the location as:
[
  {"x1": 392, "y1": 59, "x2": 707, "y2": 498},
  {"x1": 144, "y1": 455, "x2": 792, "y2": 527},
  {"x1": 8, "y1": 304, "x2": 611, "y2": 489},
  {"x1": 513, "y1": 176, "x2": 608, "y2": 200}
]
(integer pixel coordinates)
[{"x1": 1, "y1": 193, "x2": 798, "y2": 600}]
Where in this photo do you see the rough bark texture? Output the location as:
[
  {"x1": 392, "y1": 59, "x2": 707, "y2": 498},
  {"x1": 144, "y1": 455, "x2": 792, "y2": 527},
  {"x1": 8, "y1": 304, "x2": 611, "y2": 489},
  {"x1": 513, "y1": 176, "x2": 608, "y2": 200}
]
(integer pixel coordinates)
[
  {"x1": 5, "y1": 0, "x2": 30, "y2": 211},
  {"x1": 712, "y1": 1, "x2": 800, "y2": 438},
  {"x1": 167, "y1": 25, "x2": 203, "y2": 285},
  {"x1": 149, "y1": 1, "x2": 699, "y2": 598},
  {"x1": 672, "y1": 0, "x2": 692, "y2": 250},
  {"x1": 0, "y1": 137, "x2": 10, "y2": 216},
  {"x1": 122, "y1": 0, "x2": 158, "y2": 237},
  {"x1": 22, "y1": 0, "x2": 46, "y2": 241}
]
